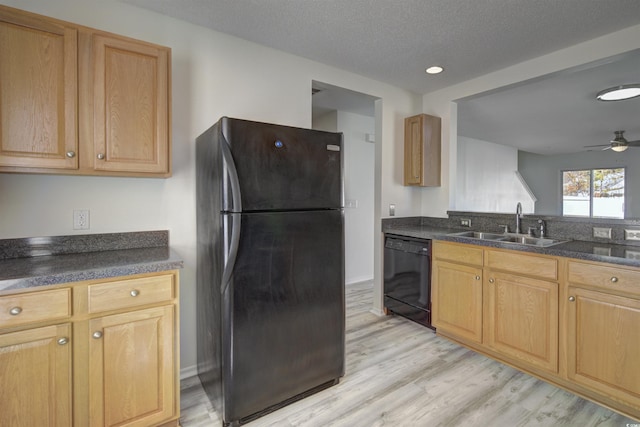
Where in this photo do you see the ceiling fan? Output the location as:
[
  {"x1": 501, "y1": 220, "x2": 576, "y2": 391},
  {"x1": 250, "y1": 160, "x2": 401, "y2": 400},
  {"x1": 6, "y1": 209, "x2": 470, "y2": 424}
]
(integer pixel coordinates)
[{"x1": 585, "y1": 130, "x2": 640, "y2": 152}]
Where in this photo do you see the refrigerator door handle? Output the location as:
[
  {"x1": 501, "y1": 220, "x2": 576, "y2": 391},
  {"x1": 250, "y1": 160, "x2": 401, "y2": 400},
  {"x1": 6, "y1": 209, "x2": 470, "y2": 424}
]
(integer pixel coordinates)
[
  {"x1": 221, "y1": 213, "x2": 241, "y2": 295},
  {"x1": 220, "y1": 124, "x2": 242, "y2": 212}
]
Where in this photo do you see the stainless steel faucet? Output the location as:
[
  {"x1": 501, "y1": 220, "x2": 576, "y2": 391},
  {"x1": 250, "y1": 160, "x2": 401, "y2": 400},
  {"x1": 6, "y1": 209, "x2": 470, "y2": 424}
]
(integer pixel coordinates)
[
  {"x1": 538, "y1": 219, "x2": 546, "y2": 237},
  {"x1": 516, "y1": 202, "x2": 522, "y2": 234}
]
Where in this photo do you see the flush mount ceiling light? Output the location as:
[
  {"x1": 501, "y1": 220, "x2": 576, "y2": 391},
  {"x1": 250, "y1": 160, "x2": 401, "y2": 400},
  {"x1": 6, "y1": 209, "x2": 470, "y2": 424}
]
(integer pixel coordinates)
[
  {"x1": 596, "y1": 84, "x2": 640, "y2": 101},
  {"x1": 425, "y1": 66, "x2": 444, "y2": 75}
]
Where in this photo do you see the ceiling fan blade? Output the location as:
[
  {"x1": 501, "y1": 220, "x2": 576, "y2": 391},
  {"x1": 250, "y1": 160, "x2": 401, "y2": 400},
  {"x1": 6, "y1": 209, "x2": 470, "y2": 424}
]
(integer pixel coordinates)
[
  {"x1": 584, "y1": 144, "x2": 610, "y2": 148},
  {"x1": 627, "y1": 140, "x2": 640, "y2": 146}
]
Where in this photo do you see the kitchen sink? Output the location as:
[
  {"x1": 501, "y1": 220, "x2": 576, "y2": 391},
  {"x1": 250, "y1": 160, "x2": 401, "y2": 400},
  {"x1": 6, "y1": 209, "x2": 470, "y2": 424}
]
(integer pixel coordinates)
[
  {"x1": 450, "y1": 231, "x2": 506, "y2": 240},
  {"x1": 448, "y1": 231, "x2": 566, "y2": 247}
]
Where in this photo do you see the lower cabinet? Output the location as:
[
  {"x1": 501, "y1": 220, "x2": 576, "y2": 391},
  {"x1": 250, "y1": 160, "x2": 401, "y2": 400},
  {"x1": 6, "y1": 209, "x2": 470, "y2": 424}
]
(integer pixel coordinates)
[
  {"x1": 0, "y1": 324, "x2": 72, "y2": 427},
  {"x1": 433, "y1": 241, "x2": 559, "y2": 373},
  {"x1": 566, "y1": 260, "x2": 640, "y2": 414},
  {"x1": 432, "y1": 259, "x2": 483, "y2": 343},
  {"x1": 89, "y1": 306, "x2": 176, "y2": 427},
  {"x1": 432, "y1": 240, "x2": 640, "y2": 420},
  {"x1": 484, "y1": 271, "x2": 558, "y2": 373},
  {"x1": 0, "y1": 271, "x2": 180, "y2": 427}
]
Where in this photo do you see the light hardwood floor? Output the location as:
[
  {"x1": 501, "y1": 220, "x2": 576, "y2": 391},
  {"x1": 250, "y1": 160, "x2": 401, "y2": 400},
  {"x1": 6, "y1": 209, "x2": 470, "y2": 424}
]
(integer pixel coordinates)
[{"x1": 180, "y1": 281, "x2": 636, "y2": 426}]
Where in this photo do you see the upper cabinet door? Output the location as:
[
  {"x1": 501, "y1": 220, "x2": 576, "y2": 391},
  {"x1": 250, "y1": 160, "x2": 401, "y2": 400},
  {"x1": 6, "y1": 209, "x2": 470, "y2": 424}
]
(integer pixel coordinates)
[
  {"x1": 403, "y1": 113, "x2": 441, "y2": 187},
  {"x1": 0, "y1": 8, "x2": 78, "y2": 170},
  {"x1": 91, "y1": 33, "x2": 170, "y2": 175}
]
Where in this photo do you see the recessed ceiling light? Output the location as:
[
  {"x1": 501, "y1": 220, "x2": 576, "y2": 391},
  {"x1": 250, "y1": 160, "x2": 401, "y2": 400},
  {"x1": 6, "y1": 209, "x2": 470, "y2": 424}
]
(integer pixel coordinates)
[
  {"x1": 425, "y1": 66, "x2": 444, "y2": 75},
  {"x1": 596, "y1": 84, "x2": 640, "y2": 101}
]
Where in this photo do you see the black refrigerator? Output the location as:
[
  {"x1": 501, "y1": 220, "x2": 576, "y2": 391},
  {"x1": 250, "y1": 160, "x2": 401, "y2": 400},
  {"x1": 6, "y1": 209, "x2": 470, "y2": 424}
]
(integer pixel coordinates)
[{"x1": 196, "y1": 117, "x2": 345, "y2": 426}]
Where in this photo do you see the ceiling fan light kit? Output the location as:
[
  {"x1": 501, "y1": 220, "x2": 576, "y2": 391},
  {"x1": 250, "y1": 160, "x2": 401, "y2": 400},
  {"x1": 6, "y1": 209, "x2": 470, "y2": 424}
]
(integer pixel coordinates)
[
  {"x1": 596, "y1": 84, "x2": 640, "y2": 101},
  {"x1": 610, "y1": 144, "x2": 628, "y2": 152},
  {"x1": 584, "y1": 130, "x2": 640, "y2": 152}
]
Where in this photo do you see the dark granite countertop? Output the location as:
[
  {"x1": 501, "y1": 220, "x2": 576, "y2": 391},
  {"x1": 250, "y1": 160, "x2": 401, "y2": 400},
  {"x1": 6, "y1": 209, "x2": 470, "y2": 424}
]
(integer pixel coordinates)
[
  {"x1": 383, "y1": 224, "x2": 640, "y2": 269},
  {"x1": 0, "y1": 231, "x2": 183, "y2": 293}
]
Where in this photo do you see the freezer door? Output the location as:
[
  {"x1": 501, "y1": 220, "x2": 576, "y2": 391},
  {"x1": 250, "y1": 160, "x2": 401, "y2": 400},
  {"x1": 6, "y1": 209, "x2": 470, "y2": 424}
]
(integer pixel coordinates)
[
  {"x1": 222, "y1": 210, "x2": 345, "y2": 424},
  {"x1": 220, "y1": 117, "x2": 343, "y2": 211}
]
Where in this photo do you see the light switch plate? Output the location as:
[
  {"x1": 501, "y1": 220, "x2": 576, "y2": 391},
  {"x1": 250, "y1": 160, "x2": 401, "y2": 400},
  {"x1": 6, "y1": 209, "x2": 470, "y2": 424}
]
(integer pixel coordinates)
[{"x1": 389, "y1": 204, "x2": 395, "y2": 216}]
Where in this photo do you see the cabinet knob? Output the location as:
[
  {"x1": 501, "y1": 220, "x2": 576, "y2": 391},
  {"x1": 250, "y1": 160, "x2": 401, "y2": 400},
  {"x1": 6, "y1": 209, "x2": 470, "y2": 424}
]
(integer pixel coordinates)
[
  {"x1": 97, "y1": 153, "x2": 105, "y2": 160},
  {"x1": 130, "y1": 289, "x2": 140, "y2": 297},
  {"x1": 92, "y1": 331, "x2": 103, "y2": 339},
  {"x1": 568, "y1": 296, "x2": 576, "y2": 302},
  {"x1": 475, "y1": 275, "x2": 481, "y2": 280},
  {"x1": 9, "y1": 307, "x2": 22, "y2": 316},
  {"x1": 488, "y1": 278, "x2": 495, "y2": 283},
  {"x1": 610, "y1": 276, "x2": 619, "y2": 283},
  {"x1": 66, "y1": 151, "x2": 76, "y2": 158},
  {"x1": 57, "y1": 337, "x2": 69, "y2": 346}
]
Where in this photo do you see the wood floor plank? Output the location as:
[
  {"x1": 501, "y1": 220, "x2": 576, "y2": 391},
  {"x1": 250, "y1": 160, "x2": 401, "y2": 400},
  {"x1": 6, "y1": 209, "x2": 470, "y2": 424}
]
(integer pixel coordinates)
[{"x1": 180, "y1": 281, "x2": 637, "y2": 426}]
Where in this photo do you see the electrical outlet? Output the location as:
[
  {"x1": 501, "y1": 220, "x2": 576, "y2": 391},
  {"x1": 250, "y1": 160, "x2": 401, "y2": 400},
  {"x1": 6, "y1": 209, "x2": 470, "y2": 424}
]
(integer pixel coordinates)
[
  {"x1": 460, "y1": 219, "x2": 472, "y2": 227},
  {"x1": 624, "y1": 229, "x2": 640, "y2": 241},
  {"x1": 593, "y1": 227, "x2": 611, "y2": 239},
  {"x1": 345, "y1": 199, "x2": 359, "y2": 208},
  {"x1": 625, "y1": 250, "x2": 640, "y2": 260},
  {"x1": 73, "y1": 210, "x2": 90, "y2": 230}
]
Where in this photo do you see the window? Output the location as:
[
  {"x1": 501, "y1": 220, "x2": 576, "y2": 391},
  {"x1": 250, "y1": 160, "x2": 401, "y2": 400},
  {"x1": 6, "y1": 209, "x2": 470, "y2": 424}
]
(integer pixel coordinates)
[{"x1": 562, "y1": 168, "x2": 625, "y2": 218}]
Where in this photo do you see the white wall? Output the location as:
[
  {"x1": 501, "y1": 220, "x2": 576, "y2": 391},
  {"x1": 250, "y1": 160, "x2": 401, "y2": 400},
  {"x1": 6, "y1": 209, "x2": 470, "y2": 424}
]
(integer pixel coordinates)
[
  {"x1": 338, "y1": 112, "x2": 375, "y2": 284},
  {"x1": 519, "y1": 149, "x2": 640, "y2": 217},
  {"x1": 456, "y1": 137, "x2": 534, "y2": 214},
  {"x1": 0, "y1": 0, "x2": 421, "y2": 375},
  {"x1": 313, "y1": 111, "x2": 375, "y2": 285},
  {"x1": 422, "y1": 23, "x2": 640, "y2": 217}
]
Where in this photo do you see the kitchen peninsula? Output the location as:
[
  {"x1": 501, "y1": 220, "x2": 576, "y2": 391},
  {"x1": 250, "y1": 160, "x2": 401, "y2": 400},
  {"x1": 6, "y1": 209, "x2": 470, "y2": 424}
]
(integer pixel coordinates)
[{"x1": 383, "y1": 215, "x2": 640, "y2": 421}]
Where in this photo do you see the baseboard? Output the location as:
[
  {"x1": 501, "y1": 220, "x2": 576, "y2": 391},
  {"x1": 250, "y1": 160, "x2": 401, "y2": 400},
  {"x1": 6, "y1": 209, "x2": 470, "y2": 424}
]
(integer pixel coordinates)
[
  {"x1": 180, "y1": 364, "x2": 198, "y2": 380},
  {"x1": 369, "y1": 307, "x2": 385, "y2": 317},
  {"x1": 346, "y1": 276, "x2": 373, "y2": 286}
]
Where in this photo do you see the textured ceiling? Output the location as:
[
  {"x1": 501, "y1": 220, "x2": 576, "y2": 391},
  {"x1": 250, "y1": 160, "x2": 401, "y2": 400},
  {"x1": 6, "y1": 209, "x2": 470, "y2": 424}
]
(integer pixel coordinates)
[
  {"x1": 121, "y1": 0, "x2": 640, "y2": 94},
  {"x1": 457, "y1": 50, "x2": 640, "y2": 155},
  {"x1": 121, "y1": 0, "x2": 640, "y2": 154}
]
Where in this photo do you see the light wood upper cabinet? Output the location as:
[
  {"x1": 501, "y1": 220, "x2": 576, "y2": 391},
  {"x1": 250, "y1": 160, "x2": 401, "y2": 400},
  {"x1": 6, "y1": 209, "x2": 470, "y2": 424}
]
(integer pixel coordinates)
[
  {"x1": 88, "y1": 34, "x2": 170, "y2": 175},
  {"x1": 0, "y1": 5, "x2": 171, "y2": 177},
  {"x1": 0, "y1": 324, "x2": 72, "y2": 427},
  {"x1": 404, "y1": 113, "x2": 441, "y2": 187},
  {"x1": 0, "y1": 7, "x2": 78, "y2": 170}
]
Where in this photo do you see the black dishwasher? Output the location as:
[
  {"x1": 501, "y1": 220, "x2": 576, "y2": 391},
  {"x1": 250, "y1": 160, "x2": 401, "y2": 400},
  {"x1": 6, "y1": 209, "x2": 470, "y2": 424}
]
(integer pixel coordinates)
[{"x1": 383, "y1": 235, "x2": 434, "y2": 330}]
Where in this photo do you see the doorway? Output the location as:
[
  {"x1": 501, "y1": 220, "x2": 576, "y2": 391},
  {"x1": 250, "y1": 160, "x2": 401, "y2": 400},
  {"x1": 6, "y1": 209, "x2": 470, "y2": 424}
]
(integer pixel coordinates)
[{"x1": 311, "y1": 81, "x2": 379, "y2": 285}]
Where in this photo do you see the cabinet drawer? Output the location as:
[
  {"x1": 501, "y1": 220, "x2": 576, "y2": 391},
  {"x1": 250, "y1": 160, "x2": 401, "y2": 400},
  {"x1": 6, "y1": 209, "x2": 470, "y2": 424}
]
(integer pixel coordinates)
[
  {"x1": 568, "y1": 261, "x2": 640, "y2": 297},
  {"x1": 485, "y1": 250, "x2": 557, "y2": 281},
  {"x1": 88, "y1": 274, "x2": 174, "y2": 313},
  {"x1": 433, "y1": 241, "x2": 483, "y2": 266},
  {"x1": 0, "y1": 288, "x2": 71, "y2": 328}
]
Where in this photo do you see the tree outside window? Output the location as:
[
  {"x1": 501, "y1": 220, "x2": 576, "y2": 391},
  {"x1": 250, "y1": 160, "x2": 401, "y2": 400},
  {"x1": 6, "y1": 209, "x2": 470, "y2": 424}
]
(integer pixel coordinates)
[{"x1": 562, "y1": 168, "x2": 624, "y2": 218}]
